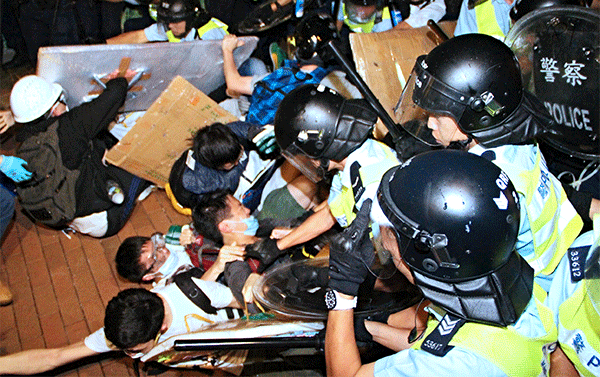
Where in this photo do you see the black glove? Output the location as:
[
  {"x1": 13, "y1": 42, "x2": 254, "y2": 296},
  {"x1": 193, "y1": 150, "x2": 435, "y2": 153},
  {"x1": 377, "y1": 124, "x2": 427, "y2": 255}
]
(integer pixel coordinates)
[
  {"x1": 354, "y1": 310, "x2": 392, "y2": 343},
  {"x1": 245, "y1": 238, "x2": 288, "y2": 273},
  {"x1": 328, "y1": 199, "x2": 375, "y2": 297}
]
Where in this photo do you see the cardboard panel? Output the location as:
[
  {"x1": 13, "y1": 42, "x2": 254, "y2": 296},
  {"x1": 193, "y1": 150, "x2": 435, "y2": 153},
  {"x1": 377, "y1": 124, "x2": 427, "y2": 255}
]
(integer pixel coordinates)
[
  {"x1": 350, "y1": 22, "x2": 455, "y2": 137},
  {"x1": 37, "y1": 37, "x2": 258, "y2": 112},
  {"x1": 105, "y1": 76, "x2": 238, "y2": 187}
]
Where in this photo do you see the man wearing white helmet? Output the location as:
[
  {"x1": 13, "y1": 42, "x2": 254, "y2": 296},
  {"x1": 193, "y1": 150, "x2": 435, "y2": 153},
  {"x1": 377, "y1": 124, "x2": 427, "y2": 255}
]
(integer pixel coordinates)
[{"x1": 9, "y1": 71, "x2": 150, "y2": 237}]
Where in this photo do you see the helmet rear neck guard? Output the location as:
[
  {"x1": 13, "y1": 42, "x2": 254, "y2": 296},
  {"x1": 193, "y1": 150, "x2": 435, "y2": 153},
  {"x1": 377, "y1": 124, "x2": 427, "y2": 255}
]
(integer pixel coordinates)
[
  {"x1": 413, "y1": 251, "x2": 534, "y2": 326},
  {"x1": 377, "y1": 150, "x2": 531, "y2": 326}
]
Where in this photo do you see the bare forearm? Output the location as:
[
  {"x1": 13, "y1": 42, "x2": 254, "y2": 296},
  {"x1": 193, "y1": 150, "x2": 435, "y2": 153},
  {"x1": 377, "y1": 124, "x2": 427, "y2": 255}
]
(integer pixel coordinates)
[
  {"x1": 0, "y1": 341, "x2": 99, "y2": 375},
  {"x1": 277, "y1": 205, "x2": 335, "y2": 250},
  {"x1": 325, "y1": 309, "x2": 373, "y2": 377},
  {"x1": 106, "y1": 30, "x2": 147, "y2": 44},
  {"x1": 222, "y1": 49, "x2": 253, "y2": 95}
]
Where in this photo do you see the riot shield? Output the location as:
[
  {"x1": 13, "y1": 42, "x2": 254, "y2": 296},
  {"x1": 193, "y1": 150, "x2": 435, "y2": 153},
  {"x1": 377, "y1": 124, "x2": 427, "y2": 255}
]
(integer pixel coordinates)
[{"x1": 505, "y1": 6, "x2": 599, "y2": 161}]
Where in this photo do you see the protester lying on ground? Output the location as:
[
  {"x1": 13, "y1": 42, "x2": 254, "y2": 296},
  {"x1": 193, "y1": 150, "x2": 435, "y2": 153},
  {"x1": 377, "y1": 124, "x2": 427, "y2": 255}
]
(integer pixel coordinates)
[
  {"x1": 115, "y1": 232, "x2": 245, "y2": 286},
  {"x1": 0, "y1": 284, "x2": 248, "y2": 375},
  {"x1": 9, "y1": 71, "x2": 151, "y2": 238}
]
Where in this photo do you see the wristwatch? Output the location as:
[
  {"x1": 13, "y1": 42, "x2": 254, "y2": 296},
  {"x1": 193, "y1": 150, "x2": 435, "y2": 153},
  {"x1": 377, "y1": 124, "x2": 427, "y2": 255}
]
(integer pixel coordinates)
[{"x1": 325, "y1": 289, "x2": 357, "y2": 311}]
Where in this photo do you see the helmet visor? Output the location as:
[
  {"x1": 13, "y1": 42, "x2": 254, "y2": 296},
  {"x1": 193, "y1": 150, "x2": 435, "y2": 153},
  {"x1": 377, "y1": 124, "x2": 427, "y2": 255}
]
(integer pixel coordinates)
[
  {"x1": 395, "y1": 56, "x2": 470, "y2": 146},
  {"x1": 281, "y1": 144, "x2": 328, "y2": 183},
  {"x1": 346, "y1": 2, "x2": 377, "y2": 24}
]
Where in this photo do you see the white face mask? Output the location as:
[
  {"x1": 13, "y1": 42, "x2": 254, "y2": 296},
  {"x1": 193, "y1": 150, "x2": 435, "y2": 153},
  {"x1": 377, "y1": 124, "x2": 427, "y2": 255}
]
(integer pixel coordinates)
[{"x1": 154, "y1": 249, "x2": 180, "y2": 278}]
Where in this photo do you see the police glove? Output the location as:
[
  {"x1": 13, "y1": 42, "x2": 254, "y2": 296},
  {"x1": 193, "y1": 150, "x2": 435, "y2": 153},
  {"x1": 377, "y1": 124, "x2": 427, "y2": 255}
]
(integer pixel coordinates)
[
  {"x1": 245, "y1": 238, "x2": 287, "y2": 273},
  {"x1": 328, "y1": 199, "x2": 375, "y2": 297},
  {"x1": 0, "y1": 155, "x2": 32, "y2": 183},
  {"x1": 251, "y1": 125, "x2": 279, "y2": 155}
]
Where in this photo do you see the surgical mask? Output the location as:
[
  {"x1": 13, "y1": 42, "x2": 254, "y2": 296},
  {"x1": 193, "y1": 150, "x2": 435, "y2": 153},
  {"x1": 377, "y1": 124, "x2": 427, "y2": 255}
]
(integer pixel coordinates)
[
  {"x1": 155, "y1": 248, "x2": 180, "y2": 278},
  {"x1": 228, "y1": 216, "x2": 260, "y2": 236},
  {"x1": 241, "y1": 216, "x2": 259, "y2": 236}
]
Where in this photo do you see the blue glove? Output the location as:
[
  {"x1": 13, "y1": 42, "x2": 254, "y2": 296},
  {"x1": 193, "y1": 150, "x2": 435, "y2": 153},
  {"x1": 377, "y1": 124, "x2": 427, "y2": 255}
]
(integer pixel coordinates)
[
  {"x1": 0, "y1": 155, "x2": 32, "y2": 182},
  {"x1": 252, "y1": 125, "x2": 279, "y2": 154},
  {"x1": 328, "y1": 199, "x2": 375, "y2": 297}
]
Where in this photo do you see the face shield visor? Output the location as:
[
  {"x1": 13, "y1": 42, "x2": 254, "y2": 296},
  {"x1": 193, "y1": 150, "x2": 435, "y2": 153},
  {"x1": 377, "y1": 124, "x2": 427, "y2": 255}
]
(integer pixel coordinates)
[
  {"x1": 281, "y1": 143, "x2": 329, "y2": 183},
  {"x1": 394, "y1": 56, "x2": 471, "y2": 146},
  {"x1": 345, "y1": 1, "x2": 377, "y2": 24}
]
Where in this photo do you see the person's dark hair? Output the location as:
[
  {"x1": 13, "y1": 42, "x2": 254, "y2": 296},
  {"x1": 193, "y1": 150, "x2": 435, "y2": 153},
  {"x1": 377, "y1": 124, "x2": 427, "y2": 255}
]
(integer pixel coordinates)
[
  {"x1": 193, "y1": 123, "x2": 242, "y2": 170},
  {"x1": 104, "y1": 288, "x2": 165, "y2": 350},
  {"x1": 192, "y1": 189, "x2": 233, "y2": 245},
  {"x1": 116, "y1": 236, "x2": 151, "y2": 283}
]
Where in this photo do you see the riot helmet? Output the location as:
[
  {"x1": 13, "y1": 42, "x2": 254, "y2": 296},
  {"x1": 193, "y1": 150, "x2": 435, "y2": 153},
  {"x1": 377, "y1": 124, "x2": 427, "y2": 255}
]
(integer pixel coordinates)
[
  {"x1": 377, "y1": 149, "x2": 533, "y2": 326},
  {"x1": 344, "y1": 0, "x2": 379, "y2": 24},
  {"x1": 274, "y1": 84, "x2": 377, "y2": 182},
  {"x1": 510, "y1": 0, "x2": 586, "y2": 21},
  {"x1": 395, "y1": 34, "x2": 551, "y2": 148},
  {"x1": 294, "y1": 11, "x2": 339, "y2": 61},
  {"x1": 157, "y1": 0, "x2": 204, "y2": 36}
]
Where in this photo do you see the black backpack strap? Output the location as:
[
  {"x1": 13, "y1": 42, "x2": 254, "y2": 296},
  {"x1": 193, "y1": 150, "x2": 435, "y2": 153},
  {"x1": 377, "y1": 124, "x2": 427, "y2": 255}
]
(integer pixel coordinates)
[
  {"x1": 421, "y1": 313, "x2": 466, "y2": 357},
  {"x1": 173, "y1": 268, "x2": 218, "y2": 314}
]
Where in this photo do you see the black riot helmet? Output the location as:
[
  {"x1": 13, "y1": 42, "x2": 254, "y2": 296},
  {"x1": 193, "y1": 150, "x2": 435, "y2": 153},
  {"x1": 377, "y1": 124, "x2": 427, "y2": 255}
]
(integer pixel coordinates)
[
  {"x1": 510, "y1": 0, "x2": 585, "y2": 21},
  {"x1": 377, "y1": 150, "x2": 533, "y2": 326},
  {"x1": 274, "y1": 84, "x2": 377, "y2": 182},
  {"x1": 294, "y1": 11, "x2": 339, "y2": 61},
  {"x1": 395, "y1": 34, "x2": 551, "y2": 148},
  {"x1": 157, "y1": 0, "x2": 205, "y2": 35}
]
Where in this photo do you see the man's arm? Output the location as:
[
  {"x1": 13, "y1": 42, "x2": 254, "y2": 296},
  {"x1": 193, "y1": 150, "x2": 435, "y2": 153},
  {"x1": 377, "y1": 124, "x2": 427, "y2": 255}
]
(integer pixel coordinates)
[
  {"x1": 0, "y1": 341, "x2": 100, "y2": 375},
  {"x1": 276, "y1": 204, "x2": 336, "y2": 250},
  {"x1": 326, "y1": 304, "x2": 375, "y2": 377},
  {"x1": 106, "y1": 29, "x2": 149, "y2": 44},
  {"x1": 201, "y1": 244, "x2": 246, "y2": 282},
  {"x1": 221, "y1": 35, "x2": 254, "y2": 96}
]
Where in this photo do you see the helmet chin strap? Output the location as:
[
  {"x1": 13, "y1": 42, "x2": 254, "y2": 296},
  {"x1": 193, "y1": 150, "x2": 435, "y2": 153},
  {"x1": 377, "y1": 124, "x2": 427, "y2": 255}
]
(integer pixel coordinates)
[{"x1": 447, "y1": 136, "x2": 473, "y2": 151}]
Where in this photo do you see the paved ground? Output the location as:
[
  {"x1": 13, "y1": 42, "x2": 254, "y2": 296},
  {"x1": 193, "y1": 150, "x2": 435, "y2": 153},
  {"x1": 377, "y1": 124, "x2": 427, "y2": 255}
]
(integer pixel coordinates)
[{"x1": 0, "y1": 63, "x2": 326, "y2": 376}]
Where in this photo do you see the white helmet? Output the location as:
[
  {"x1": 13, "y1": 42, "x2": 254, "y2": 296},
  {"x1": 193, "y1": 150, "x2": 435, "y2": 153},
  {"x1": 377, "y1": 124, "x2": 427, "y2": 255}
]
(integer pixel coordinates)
[{"x1": 10, "y1": 75, "x2": 64, "y2": 123}]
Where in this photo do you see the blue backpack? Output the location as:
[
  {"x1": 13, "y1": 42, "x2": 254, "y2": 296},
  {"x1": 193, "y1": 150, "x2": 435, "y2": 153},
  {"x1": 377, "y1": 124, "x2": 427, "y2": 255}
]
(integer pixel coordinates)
[{"x1": 246, "y1": 60, "x2": 331, "y2": 126}]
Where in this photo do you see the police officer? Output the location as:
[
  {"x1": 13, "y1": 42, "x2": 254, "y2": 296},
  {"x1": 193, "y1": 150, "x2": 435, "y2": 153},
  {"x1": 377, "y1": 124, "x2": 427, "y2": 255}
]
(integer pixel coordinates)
[
  {"x1": 107, "y1": 0, "x2": 228, "y2": 44},
  {"x1": 395, "y1": 33, "x2": 586, "y2": 280},
  {"x1": 244, "y1": 84, "x2": 399, "y2": 265},
  {"x1": 546, "y1": 226, "x2": 600, "y2": 376},
  {"x1": 325, "y1": 149, "x2": 557, "y2": 376}
]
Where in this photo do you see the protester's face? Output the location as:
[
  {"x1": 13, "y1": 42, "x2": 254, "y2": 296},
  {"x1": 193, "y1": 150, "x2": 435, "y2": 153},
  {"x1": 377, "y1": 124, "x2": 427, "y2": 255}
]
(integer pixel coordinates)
[
  {"x1": 220, "y1": 147, "x2": 244, "y2": 171},
  {"x1": 140, "y1": 240, "x2": 170, "y2": 278},
  {"x1": 123, "y1": 337, "x2": 158, "y2": 358},
  {"x1": 226, "y1": 195, "x2": 251, "y2": 221},
  {"x1": 426, "y1": 114, "x2": 468, "y2": 147},
  {"x1": 168, "y1": 20, "x2": 187, "y2": 38}
]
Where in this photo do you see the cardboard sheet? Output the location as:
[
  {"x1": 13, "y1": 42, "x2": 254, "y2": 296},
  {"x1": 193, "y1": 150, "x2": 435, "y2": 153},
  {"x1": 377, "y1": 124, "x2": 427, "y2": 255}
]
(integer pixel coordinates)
[
  {"x1": 105, "y1": 76, "x2": 238, "y2": 187},
  {"x1": 37, "y1": 37, "x2": 258, "y2": 112},
  {"x1": 350, "y1": 22, "x2": 455, "y2": 137}
]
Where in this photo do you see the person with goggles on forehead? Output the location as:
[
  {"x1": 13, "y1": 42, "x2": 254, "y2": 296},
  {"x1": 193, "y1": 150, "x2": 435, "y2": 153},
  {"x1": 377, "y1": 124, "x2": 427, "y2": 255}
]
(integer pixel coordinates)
[
  {"x1": 240, "y1": 84, "x2": 399, "y2": 264},
  {"x1": 394, "y1": 34, "x2": 589, "y2": 284},
  {"x1": 325, "y1": 149, "x2": 558, "y2": 377},
  {"x1": 116, "y1": 230, "x2": 247, "y2": 287},
  {"x1": 545, "y1": 223, "x2": 600, "y2": 376}
]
